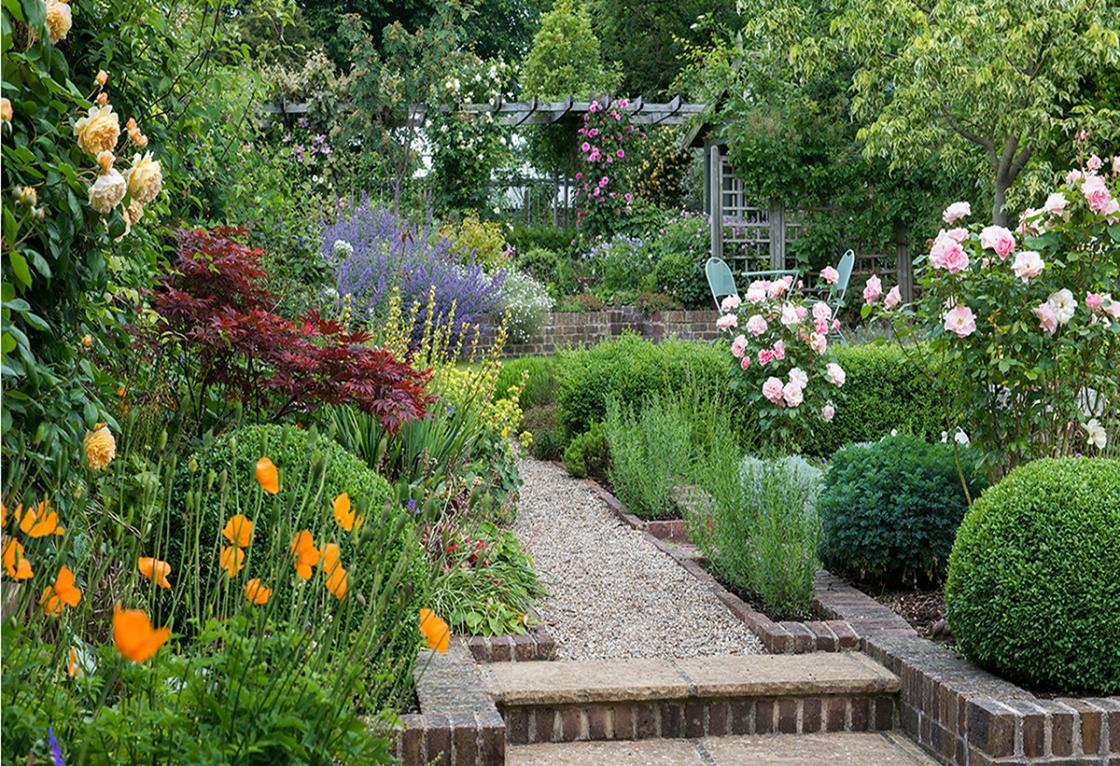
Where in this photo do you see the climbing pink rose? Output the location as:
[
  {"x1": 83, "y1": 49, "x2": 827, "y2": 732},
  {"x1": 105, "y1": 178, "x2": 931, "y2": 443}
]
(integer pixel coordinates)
[
  {"x1": 782, "y1": 380, "x2": 804, "y2": 408},
  {"x1": 863, "y1": 275, "x2": 882, "y2": 304},
  {"x1": 942, "y1": 305, "x2": 977, "y2": 338},
  {"x1": 1085, "y1": 292, "x2": 1104, "y2": 310},
  {"x1": 721, "y1": 295, "x2": 742, "y2": 313},
  {"x1": 746, "y1": 314, "x2": 768, "y2": 336},
  {"x1": 1043, "y1": 192, "x2": 1069, "y2": 217},
  {"x1": 758, "y1": 349, "x2": 775, "y2": 366},
  {"x1": 883, "y1": 285, "x2": 902, "y2": 310},
  {"x1": 781, "y1": 304, "x2": 801, "y2": 328},
  {"x1": 762, "y1": 377, "x2": 784, "y2": 405},
  {"x1": 796, "y1": 305, "x2": 809, "y2": 321},
  {"x1": 814, "y1": 318, "x2": 829, "y2": 335},
  {"x1": 731, "y1": 334, "x2": 748, "y2": 358},
  {"x1": 766, "y1": 278, "x2": 789, "y2": 298},
  {"x1": 943, "y1": 201, "x2": 971, "y2": 223},
  {"x1": 716, "y1": 313, "x2": 737, "y2": 331},
  {"x1": 826, "y1": 363, "x2": 845, "y2": 387},
  {"x1": 740, "y1": 355, "x2": 751, "y2": 370},
  {"x1": 831, "y1": 319, "x2": 840, "y2": 332},
  {"x1": 772, "y1": 340, "x2": 785, "y2": 360},
  {"x1": 1012, "y1": 251, "x2": 1045, "y2": 282},
  {"x1": 812, "y1": 302, "x2": 832, "y2": 322},
  {"x1": 1033, "y1": 302, "x2": 1058, "y2": 336},
  {"x1": 746, "y1": 285, "x2": 767, "y2": 303},
  {"x1": 820, "y1": 404, "x2": 835, "y2": 422},
  {"x1": 820, "y1": 266, "x2": 839, "y2": 284},
  {"x1": 1087, "y1": 154, "x2": 1102, "y2": 171},
  {"x1": 979, "y1": 226, "x2": 1016, "y2": 259},
  {"x1": 809, "y1": 333, "x2": 827, "y2": 355},
  {"x1": 789, "y1": 367, "x2": 808, "y2": 388}
]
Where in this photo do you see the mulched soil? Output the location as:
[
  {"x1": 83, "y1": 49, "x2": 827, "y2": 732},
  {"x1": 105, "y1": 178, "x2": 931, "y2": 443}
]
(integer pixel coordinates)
[{"x1": 873, "y1": 588, "x2": 952, "y2": 641}]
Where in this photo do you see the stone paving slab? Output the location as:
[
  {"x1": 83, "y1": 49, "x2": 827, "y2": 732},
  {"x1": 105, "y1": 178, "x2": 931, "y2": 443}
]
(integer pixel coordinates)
[
  {"x1": 485, "y1": 654, "x2": 900, "y2": 706},
  {"x1": 509, "y1": 732, "x2": 938, "y2": 765}
]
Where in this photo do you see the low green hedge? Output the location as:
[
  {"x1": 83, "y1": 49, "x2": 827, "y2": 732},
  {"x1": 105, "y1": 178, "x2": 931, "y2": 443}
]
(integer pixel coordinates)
[
  {"x1": 496, "y1": 355, "x2": 563, "y2": 411},
  {"x1": 945, "y1": 458, "x2": 1120, "y2": 694}
]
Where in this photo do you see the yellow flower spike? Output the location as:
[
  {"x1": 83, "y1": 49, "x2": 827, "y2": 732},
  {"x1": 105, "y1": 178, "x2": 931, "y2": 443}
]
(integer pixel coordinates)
[
  {"x1": 219, "y1": 546, "x2": 245, "y2": 578},
  {"x1": 332, "y1": 493, "x2": 363, "y2": 532},
  {"x1": 2, "y1": 538, "x2": 33, "y2": 580},
  {"x1": 255, "y1": 457, "x2": 279, "y2": 494},
  {"x1": 243, "y1": 578, "x2": 272, "y2": 605},
  {"x1": 113, "y1": 604, "x2": 169, "y2": 663},
  {"x1": 40, "y1": 566, "x2": 82, "y2": 616},
  {"x1": 419, "y1": 609, "x2": 450, "y2": 653},
  {"x1": 221, "y1": 514, "x2": 254, "y2": 548}
]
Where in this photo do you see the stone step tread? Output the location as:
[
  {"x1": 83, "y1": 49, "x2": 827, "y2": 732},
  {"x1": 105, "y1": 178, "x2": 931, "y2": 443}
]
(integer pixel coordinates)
[
  {"x1": 485, "y1": 653, "x2": 900, "y2": 706},
  {"x1": 508, "y1": 732, "x2": 938, "y2": 765}
]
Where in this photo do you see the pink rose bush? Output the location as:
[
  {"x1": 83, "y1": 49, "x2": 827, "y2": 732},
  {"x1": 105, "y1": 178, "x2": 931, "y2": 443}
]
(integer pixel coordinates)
[
  {"x1": 863, "y1": 161, "x2": 1119, "y2": 472},
  {"x1": 717, "y1": 277, "x2": 847, "y2": 451}
]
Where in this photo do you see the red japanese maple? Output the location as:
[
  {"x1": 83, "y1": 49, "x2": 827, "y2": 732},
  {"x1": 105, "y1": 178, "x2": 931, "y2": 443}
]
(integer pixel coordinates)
[{"x1": 151, "y1": 227, "x2": 430, "y2": 430}]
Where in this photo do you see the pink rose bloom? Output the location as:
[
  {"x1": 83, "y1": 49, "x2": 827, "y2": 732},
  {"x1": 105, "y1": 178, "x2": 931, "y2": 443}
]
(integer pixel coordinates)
[
  {"x1": 1101, "y1": 295, "x2": 1120, "y2": 322},
  {"x1": 772, "y1": 340, "x2": 785, "y2": 360},
  {"x1": 581, "y1": 142, "x2": 590, "y2": 152},
  {"x1": 1113, "y1": 156, "x2": 1120, "y2": 175},
  {"x1": 826, "y1": 363, "x2": 846, "y2": 387},
  {"x1": 731, "y1": 334, "x2": 748, "y2": 358},
  {"x1": 716, "y1": 313, "x2": 738, "y2": 331},
  {"x1": 1085, "y1": 292, "x2": 1104, "y2": 310},
  {"x1": 1012, "y1": 251, "x2": 1045, "y2": 282},
  {"x1": 746, "y1": 314, "x2": 768, "y2": 336},
  {"x1": 1033, "y1": 302, "x2": 1058, "y2": 336},
  {"x1": 820, "y1": 403, "x2": 835, "y2": 422},
  {"x1": 809, "y1": 332, "x2": 827, "y2": 355},
  {"x1": 945, "y1": 227, "x2": 969, "y2": 242},
  {"x1": 782, "y1": 380, "x2": 804, "y2": 408},
  {"x1": 795, "y1": 305, "x2": 809, "y2": 321},
  {"x1": 762, "y1": 377, "x2": 784, "y2": 405},
  {"x1": 1043, "y1": 192, "x2": 1069, "y2": 217},
  {"x1": 758, "y1": 349, "x2": 774, "y2": 366},
  {"x1": 749, "y1": 279, "x2": 770, "y2": 292},
  {"x1": 740, "y1": 355, "x2": 751, "y2": 370},
  {"x1": 812, "y1": 302, "x2": 832, "y2": 321},
  {"x1": 814, "y1": 318, "x2": 829, "y2": 335},
  {"x1": 766, "y1": 279, "x2": 789, "y2": 298},
  {"x1": 781, "y1": 304, "x2": 801, "y2": 328},
  {"x1": 929, "y1": 230, "x2": 957, "y2": 268},
  {"x1": 746, "y1": 286, "x2": 767, "y2": 304},
  {"x1": 789, "y1": 367, "x2": 808, "y2": 388},
  {"x1": 831, "y1": 319, "x2": 841, "y2": 332},
  {"x1": 943, "y1": 201, "x2": 971, "y2": 223},
  {"x1": 884, "y1": 285, "x2": 902, "y2": 310},
  {"x1": 863, "y1": 275, "x2": 882, "y2": 304},
  {"x1": 1065, "y1": 169, "x2": 1084, "y2": 185},
  {"x1": 820, "y1": 266, "x2": 839, "y2": 284},
  {"x1": 940, "y1": 243, "x2": 969, "y2": 273},
  {"x1": 942, "y1": 305, "x2": 977, "y2": 338},
  {"x1": 979, "y1": 225, "x2": 1016, "y2": 259},
  {"x1": 1082, "y1": 175, "x2": 1116, "y2": 214},
  {"x1": 721, "y1": 295, "x2": 742, "y2": 313},
  {"x1": 1087, "y1": 154, "x2": 1102, "y2": 171}
]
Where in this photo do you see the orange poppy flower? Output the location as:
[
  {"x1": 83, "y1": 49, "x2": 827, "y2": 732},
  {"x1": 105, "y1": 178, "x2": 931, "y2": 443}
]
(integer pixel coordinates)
[
  {"x1": 137, "y1": 557, "x2": 172, "y2": 589},
  {"x1": 320, "y1": 542, "x2": 341, "y2": 574},
  {"x1": 255, "y1": 457, "x2": 280, "y2": 494},
  {"x1": 1, "y1": 502, "x2": 7, "y2": 526},
  {"x1": 40, "y1": 566, "x2": 82, "y2": 616},
  {"x1": 290, "y1": 530, "x2": 320, "y2": 580},
  {"x1": 332, "y1": 493, "x2": 364, "y2": 532},
  {"x1": 325, "y1": 565, "x2": 348, "y2": 600},
  {"x1": 2, "y1": 538, "x2": 33, "y2": 580},
  {"x1": 221, "y1": 514, "x2": 254, "y2": 548},
  {"x1": 419, "y1": 608, "x2": 450, "y2": 653},
  {"x1": 244, "y1": 578, "x2": 272, "y2": 605},
  {"x1": 67, "y1": 647, "x2": 81, "y2": 678},
  {"x1": 219, "y1": 545, "x2": 245, "y2": 578},
  {"x1": 113, "y1": 604, "x2": 170, "y2": 663},
  {"x1": 17, "y1": 500, "x2": 65, "y2": 538}
]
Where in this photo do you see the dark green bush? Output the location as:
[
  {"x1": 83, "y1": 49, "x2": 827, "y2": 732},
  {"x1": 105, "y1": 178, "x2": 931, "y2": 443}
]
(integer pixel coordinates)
[
  {"x1": 945, "y1": 458, "x2": 1120, "y2": 695},
  {"x1": 508, "y1": 223, "x2": 572, "y2": 255},
  {"x1": 647, "y1": 251, "x2": 710, "y2": 310},
  {"x1": 818, "y1": 435, "x2": 986, "y2": 587},
  {"x1": 521, "y1": 404, "x2": 566, "y2": 460},
  {"x1": 635, "y1": 291, "x2": 683, "y2": 313},
  {"x1": 518, "y1": 247, "x2": 561, "y2": 288},
  {"x1": 497, "y1": 355, "x2": 563, "y2": 411},
  {"x1": 562, "y1": 422, "x2": 609, "y2": 480},
  {"x1": 556, "y1": 292, "x2": 605, "y2": 312},
  {"x1": 812, "y1": 344, "x2": 943, "y2": 457}
]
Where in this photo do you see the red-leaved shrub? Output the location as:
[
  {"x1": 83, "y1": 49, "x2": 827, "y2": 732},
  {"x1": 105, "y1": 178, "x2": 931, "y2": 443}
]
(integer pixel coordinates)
[{"x1": 152, "y1": 226, "x2": 430, "y2": 430}]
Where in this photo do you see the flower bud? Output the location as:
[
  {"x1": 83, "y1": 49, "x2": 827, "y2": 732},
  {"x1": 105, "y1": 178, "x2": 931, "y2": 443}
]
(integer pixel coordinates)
[
  {"x1": 96, "y1": 92, "x2": 108, "y2": 106},
  {"x1": 81, "y1": 334, "x2": 93, "y2": 348},
  {"x1": 0, "y1": 97, "x2": 11, "y2": 124},
  {"x1": 96, "y1": 70, "x2": 108, "y2": 87},
  {"x1": 126, "y1": 117, "x2": 137, "y2": 130},
  {"x1": 97, "y1": 150, "x2": 114, "y2": 172},
  {"x1": 16, "y1": 186, "x2": 37, "y2": 207}
]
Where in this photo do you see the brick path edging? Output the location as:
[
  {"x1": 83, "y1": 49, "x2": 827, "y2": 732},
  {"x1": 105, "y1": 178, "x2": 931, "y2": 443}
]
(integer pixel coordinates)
[
  {"x1": 460, "y1": 623, "x2": 559, "y2": 663},
  {"x1": 582, "y1": 478, "x2": 860, "y2": 654},
  {"x1": 814, "y1": 572, "x2": 1120, "y2": 765}
]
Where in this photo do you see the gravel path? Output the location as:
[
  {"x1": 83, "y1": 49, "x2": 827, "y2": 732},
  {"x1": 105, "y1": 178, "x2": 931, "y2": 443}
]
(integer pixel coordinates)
[{"x1": 514, "y1": 459, "x2": 763, "y2": 659}]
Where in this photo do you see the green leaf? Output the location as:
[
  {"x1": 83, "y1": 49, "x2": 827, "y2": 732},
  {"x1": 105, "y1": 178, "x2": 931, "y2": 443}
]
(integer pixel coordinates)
[{"x1": 8, "y1": 250, "x2": 32, "y2": 286}]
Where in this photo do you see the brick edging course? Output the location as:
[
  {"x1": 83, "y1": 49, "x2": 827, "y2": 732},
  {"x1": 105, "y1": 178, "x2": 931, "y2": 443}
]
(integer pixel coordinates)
[{"x1": 459, "y1": 623, "x2": 559, "y2": 663}]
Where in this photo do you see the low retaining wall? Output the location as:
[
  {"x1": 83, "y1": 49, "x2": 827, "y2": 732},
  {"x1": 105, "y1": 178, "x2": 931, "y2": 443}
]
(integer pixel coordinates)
[{"x1": 486, "y1": 307, "x2": 721, "y2": 357}]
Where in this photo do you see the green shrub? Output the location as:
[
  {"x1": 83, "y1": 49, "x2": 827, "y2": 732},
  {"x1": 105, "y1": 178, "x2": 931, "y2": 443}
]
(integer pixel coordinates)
[
  {"x1": 497, "y1": 356, "x2": 563, "y2": 411},
  {"x1": 604, "y1": 397, "x2": 690, "y2": 518},
  {"x1": 519, "y1": 247, "x2": 561, "y2": 286},
  {"x1": 557, "y1": 292, "x2": 606, "y2": 312},
  {"x1": 521, "y1": 404, "x2": 567, "y2": 460},
  {"x1": 509, "y1": 223, "x2": 572, "y2": 255},
  {"x1": 945, "y1": 458, "x2": 1120, "y2": 694},
  {"x1": 635, "y1": 291, "x2": 683, "y2": 313},
  {"x1": 648, "y1": 251, "x2": 710, "y2": 310},
  {"x1": 812, "y1": 344, "x2": 943, "y2": 457},
  {"x1": 562, "y1": 422, "x2": 609, "y2": 479},
  {"x1": 818, "y1": 435, "x2": 987, "y2": 587}
]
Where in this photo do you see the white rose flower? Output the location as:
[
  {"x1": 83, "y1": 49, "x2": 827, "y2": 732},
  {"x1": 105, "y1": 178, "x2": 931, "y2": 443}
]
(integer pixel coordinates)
[
  {"x1": 88, "y1": 169, "x2": 127, "y2": 213},
  {"x1": 1084, "y1": 419, "x2": 1107, "y2": 450}
]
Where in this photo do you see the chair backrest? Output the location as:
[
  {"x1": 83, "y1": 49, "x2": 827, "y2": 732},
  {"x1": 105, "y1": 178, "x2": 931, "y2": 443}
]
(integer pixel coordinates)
[
  {"x1": 829, "y1": 249, "x2": 856, "y2": 306},
  {"x1": 705, "y1": 257, "x2": 738, "y2": 310}
]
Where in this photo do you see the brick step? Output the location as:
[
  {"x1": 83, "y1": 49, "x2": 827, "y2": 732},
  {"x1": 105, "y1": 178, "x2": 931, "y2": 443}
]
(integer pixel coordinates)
[
  {"x1": 484, "y1": 654, "x2": 901, "y2": 745},
  {"x1": 508, "y1": 731, "x2": 939, "y2": 765}
]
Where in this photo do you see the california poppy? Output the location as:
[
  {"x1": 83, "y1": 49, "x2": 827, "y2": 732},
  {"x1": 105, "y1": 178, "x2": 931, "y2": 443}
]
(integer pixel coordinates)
[
  {"x1": 221, "y1": 514, "x2": 254, "y2": 548},
  {"x1": 16, "y1": 500, "x2": 65, "y2": 538},
  {"x1": 419, "y1": 608, "x2": 450, "y2": 653},
  {"x1": 320, "y1": 542, "x2": 341, "y2": 574},
  {"x1": 244, "y1": 578, "x2": 272, "y2": 605},
  {"x1": 113, "y1": 604, "x2": 170, "y2": 662},
  {"x1": 67, "y1": 647, "x2": 81, "y2": 678},
  {"x1": 255, "y1": 457, "x2": 279, "y2": 494},
  {"x1": 219, "y1": 545, "x2": 245, "y2": 578},
  {"x1": 290, "y1": 530, "x2": 320, "y2": 580},
  {"x1": 325, "y1": 565, "x2": 348, "y2": 600},
  {"x1": 2, "y1": 538, "x2": 33, "y2": 580},
  {"x1": 332, "y1": 493, "x2": 363, "y2": 532},
  {"x1": 40, "y1": 566, "x2": 82, "y2": 616},
  {"x1": 137, "y1": 557, "x2": 172, "y2": 589}
]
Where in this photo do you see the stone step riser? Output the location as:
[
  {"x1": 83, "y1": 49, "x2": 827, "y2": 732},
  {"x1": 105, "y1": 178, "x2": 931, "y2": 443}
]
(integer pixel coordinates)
[{"x1": 502, "y1": 693, "x2": 898, "y2": 745}]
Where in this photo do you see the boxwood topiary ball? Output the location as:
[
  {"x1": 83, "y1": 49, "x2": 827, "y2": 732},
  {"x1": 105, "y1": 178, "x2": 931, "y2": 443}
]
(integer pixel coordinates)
[{"x1": 945, "y1": 458, "x2": 1120, "y2": 694}]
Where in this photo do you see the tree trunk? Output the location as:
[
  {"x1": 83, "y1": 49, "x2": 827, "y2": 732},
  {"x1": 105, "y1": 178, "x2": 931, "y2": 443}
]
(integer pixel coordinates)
[{"x1": 992, "y1": 174, "x2": 1009, "y2": 227}]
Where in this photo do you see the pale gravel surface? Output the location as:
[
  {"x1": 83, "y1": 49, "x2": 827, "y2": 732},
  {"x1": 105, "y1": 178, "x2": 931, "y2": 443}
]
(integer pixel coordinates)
[{"x1": 514, "y1": 458, "x2": 763, "y2": 659}]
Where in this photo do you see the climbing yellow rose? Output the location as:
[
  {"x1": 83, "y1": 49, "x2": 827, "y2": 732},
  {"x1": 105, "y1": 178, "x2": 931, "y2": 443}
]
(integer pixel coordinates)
[
  {"x1": 45, "y1": 0, "x2": 72, "y2": 43},
  {"x1": 0, "y1": 97, "x2": 11, "y2": 124},
  {"x1": 74, "y1": 105, "x2": 120, "y2": 157},
  {"x1": 88, "y1": 168, "x2": 126, "y2": 214},
  {"x1": 84, "y1": 424, "x2": 116, "y2": 470},
  {"x1": 125, "y1": 152, "x2": 162, "y2": 204}
]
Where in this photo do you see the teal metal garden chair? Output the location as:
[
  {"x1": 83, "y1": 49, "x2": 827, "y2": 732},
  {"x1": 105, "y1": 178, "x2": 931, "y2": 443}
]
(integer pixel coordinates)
[
  {"x1": 827, "y1": 249, "x2": 856, "y2": 317},
  {"x1": 706, "y1": 257, "x2": 739, "y2": 309}
]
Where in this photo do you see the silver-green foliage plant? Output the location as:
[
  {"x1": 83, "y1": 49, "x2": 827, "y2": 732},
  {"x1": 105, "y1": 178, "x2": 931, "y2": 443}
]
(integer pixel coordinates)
[
  {"x1": 603, "y1": 396, "x2": 690, "y2": 518},
  {"x1": 502, "y1": 269, "x2": 554, "y2": 344}
]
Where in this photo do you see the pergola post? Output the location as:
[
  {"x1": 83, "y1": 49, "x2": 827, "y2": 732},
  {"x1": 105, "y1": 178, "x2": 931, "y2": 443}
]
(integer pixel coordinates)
[
  {"x1": 709, "y1": 145, "x2": 723, "y2": 263},
  {"x1": 895, "y1": 223, "x2": 913, "y2": 302}
]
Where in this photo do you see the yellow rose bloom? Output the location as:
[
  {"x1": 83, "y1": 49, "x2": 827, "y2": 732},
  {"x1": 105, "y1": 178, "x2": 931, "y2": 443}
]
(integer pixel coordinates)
[
  {"x1": 73, "y1": 105, "x2": 120, "y2": 157},
  {"x1": 125, "y1": 152, "x2": 162, "y2": 204},
  {"x1": 84, "y1": 425, "x2": 116, "y2": 470},
  {"x1": 45, "y1": 0, "x2": 72, "y2": 43},
  {"x1": 88, "y1": 168, "x2": 126, "y2": 214},
  {"x1": 1, "y1": 97, "x2": 11, "y2": 124}
]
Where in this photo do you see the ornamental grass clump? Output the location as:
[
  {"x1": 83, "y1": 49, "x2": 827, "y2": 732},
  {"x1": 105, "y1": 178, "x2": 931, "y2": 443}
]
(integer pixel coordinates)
[{"x1": 603, "y1": 395, "x2": 691, "y2": 518}]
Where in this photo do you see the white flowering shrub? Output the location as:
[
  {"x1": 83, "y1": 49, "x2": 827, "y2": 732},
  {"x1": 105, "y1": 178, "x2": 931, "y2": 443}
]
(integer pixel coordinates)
[{"x1": 500, "y1": 269, "x2": 554, "y2": 343}]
